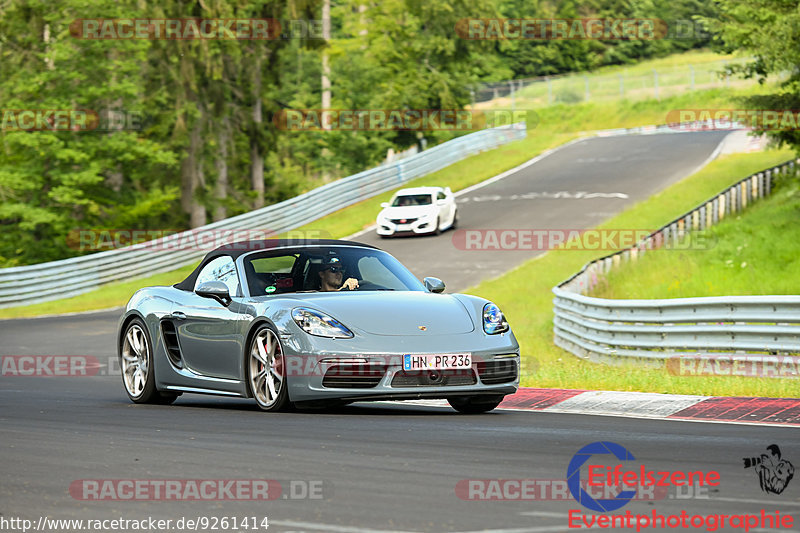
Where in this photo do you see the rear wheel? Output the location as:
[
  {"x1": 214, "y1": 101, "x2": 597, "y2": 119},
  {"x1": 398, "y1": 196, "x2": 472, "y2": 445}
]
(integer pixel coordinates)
[
  {"x1": 448, "y1": 395, "x2": 504, "y2": 414},
  {"x1": 121, "y1": 318, "x2": 176, "y2": 404},
  {"x1": 247, "y1": 325, "x2": 291, "y2": 412}
]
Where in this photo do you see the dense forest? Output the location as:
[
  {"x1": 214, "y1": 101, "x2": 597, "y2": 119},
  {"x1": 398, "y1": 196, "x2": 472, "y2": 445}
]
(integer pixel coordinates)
[{"x1": 0, "y1": 0, "x2": 717, "y2": 266}]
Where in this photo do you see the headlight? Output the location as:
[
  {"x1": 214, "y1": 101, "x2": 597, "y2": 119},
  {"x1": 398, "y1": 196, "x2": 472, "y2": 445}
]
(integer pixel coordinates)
[
  {"x1": 483, "y1": 303, "x2": 509, "y2": 335},
  {"x1": 292, "y1": 307, "x2": 354, "y2": 338}
]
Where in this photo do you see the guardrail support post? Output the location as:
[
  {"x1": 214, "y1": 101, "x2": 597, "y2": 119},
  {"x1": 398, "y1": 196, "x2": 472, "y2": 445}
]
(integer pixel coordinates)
[
  {"x1": 766, "y1": 169, "x2": 772, "y2": 196},
  {"x1": 741, "y1": 181, "x2": 748, "y2": 208}
]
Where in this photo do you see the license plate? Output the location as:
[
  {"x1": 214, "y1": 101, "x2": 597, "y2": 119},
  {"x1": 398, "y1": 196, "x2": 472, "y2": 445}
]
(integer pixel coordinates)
[{"x1": 403, "y1": 353, "x2": 472, "y2": 371}]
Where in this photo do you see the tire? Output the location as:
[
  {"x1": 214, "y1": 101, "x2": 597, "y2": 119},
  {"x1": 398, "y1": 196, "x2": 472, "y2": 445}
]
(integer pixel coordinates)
[
  {"x1": 247, "y1": 324, "x2": 291, "y2": 412},
  {"x1": 450, "y1": 210, "x2": 458, "y2": 230},
  {"x1": 434, "y1": 216, "x2": 441, "y2": 236},
  {"x1": 120, "y1": 318, "x2": 163, "y2": 404},
  {"x1": 447, "y1": 395, "x2": 504, "y2": 414}
]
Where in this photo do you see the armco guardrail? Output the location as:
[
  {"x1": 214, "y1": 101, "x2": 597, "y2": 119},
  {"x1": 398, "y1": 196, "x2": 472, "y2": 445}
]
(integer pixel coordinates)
[
  {"x1": 0, "y1": 123, "x2": 526, "y2": 309},
  {"x1": 553, "y1": 158, "x2": 800, "y2": 367}
]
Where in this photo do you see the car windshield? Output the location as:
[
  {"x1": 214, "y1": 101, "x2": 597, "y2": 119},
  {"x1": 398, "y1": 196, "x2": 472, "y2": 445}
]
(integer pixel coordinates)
[
  {"x1": 391, "y1": 194, "x2": 432, "y2": 207},
  {"x1": 242, "y1": 246, "x2": 427, "y2": 295}
]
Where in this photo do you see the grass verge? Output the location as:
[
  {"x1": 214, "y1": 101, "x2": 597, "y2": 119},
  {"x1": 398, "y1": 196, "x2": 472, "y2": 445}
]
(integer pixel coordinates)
[
  {"x1": 592, "y1": 165, "x2": 800, "y2": 299},
  {"x1": 465, "y1": 148, "x2": 798, "y2": 397}
]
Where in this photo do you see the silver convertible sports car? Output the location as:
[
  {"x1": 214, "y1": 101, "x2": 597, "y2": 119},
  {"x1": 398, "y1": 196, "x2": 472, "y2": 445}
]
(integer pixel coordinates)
[{"x1": 117, "y1": 239, "x2": 519, "y2": 413}]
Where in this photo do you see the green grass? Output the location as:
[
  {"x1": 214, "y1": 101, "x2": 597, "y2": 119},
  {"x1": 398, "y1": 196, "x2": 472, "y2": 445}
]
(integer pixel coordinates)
[
  {"x1": 0, "y1": 50, "x2": 774, "y2": 320},
  {"x1": 505, "y1": 50, "x2": 752, "y2": 107},
  {"x1": 464, "y1": 148, "x2": 799, "y2": 397},
  {"x1": 592, "y1": 168, "x2": 800, "y2": 299}
]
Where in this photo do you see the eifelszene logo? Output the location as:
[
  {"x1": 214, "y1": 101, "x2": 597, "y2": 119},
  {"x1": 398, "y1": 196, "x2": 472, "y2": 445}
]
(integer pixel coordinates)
[
  {"x1": 567, "y1": 441, "x2": 721, "y2": 512},
  {"x1": 744, "y1": 444, "x2": 795, "y2": 495},
  {"x1": 567, "y1": 441, "x2": 637, "y2": 512}
]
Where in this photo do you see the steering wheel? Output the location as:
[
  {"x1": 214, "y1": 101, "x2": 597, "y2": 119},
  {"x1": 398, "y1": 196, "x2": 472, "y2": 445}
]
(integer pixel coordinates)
[{"x1": 356, "y1": 281, "x2": 389, "y2": 291}]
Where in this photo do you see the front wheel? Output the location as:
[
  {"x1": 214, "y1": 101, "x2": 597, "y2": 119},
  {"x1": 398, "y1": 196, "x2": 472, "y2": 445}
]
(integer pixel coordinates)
[
  {"x1": 447, "y1": 395, "x2": 504, "y2": 414},
  {"x1": 433, "y1": 216, "x2": 442, "y2": 236},
  {"x1": 247, "y1": 325, "x2": 291, "y2": 412},
  {"x1": 121, "y1": 318, "x2": 176, "y2": 404}
]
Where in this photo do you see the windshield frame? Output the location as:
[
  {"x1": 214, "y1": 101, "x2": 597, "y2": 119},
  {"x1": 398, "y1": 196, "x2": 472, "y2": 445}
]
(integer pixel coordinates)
[
  {"x1": 237, "y1": 245, "x2": 427, "y2": 297},
  {"x1": 390, "y1": 193, "x2": 434, "y2": 207}
]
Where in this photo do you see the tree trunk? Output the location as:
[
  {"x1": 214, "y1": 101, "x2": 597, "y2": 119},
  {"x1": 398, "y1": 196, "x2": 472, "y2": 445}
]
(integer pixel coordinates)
[
  {"x1": 321, "y1": 0, "x2": 332, "y2": 180},
  {"x1": 181, "y1": 107, "x2": 206, "y2": 228},
  {"x1": 251, "y1": 56, "x2": 265, "y2": 209},
  {"x1": 214, "y1": 117, "x2": 230, "y2": 222}
]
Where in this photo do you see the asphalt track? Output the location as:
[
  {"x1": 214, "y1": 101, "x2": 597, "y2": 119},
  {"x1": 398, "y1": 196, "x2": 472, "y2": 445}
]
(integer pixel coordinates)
[
  {"x1": 357, "y1": 130, "x2": 730, "y2": 292},
  {"x1": 6, "y1": 130, "x2": 799, "y2": 533}
]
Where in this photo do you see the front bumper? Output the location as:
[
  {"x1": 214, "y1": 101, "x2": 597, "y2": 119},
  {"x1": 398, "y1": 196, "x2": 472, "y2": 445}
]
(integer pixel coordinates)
[
  {"x1": 376, "y1": 217, "x2": 437, "y2": 236},
  {"x1": 281, "y1": 332, "x2": 520, "y2": 402}
]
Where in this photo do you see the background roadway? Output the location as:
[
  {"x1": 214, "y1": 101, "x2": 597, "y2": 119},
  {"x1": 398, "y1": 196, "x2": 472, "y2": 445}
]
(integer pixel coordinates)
[{"x1": 358, "y1": 131, "x2": 729, "y2": 292}]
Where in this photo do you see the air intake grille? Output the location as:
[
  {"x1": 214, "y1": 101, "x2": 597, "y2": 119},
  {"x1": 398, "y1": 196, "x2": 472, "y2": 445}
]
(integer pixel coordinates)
[
  {"x1": 322, "y1": 365, "x2": 386, "y2": 388},
  {"x1": 476, "y1": 359, "x2": 517, "y2": 384},
  {"x1": 391, "y1": 369, "x2": 477, "y2": 387},
  {"x1": 160, "y1": 320, "x2": 183, "y2": 368}
]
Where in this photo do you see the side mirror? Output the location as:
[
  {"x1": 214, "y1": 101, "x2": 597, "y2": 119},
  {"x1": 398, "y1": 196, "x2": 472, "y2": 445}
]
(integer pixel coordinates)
[
  {"x1": 196, "y1": 281, "x2": 232, "y2": 306},
  {"x1": 423, "y1": 277, "x2": 446, "y2": 294},
  {"x1": 381, "y1": 202, "x2": 390, "y2": 208}
]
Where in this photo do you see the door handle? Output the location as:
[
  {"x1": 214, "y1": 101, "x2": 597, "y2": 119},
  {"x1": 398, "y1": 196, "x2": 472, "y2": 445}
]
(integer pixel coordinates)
[{"x1": 172, "y1": 311, "x2": 187, "y2": 320}]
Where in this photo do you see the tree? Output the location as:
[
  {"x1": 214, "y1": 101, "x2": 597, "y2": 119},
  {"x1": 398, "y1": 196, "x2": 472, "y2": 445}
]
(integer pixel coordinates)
[
  {"x1": 705, "y1": 0, "x2": 800, "y2": 149},
  {"x1": 0, "y1": 0, "x2": 176, "y2": 265}
]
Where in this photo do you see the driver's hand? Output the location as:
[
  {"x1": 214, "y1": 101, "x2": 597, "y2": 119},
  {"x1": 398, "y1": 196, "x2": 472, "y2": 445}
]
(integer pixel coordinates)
[{"x1": 339, "y1": 278, "x2": 359, "y2": 291}]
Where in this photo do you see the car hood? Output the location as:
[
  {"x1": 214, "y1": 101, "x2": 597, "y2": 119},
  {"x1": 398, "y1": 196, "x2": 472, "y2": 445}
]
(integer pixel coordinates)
[
  {"x1": 281, "y1": 291, "x2": 474, "y2": 336},
  {"x1": 379, "y1": 206, "x2": 437, "y2": 219}
]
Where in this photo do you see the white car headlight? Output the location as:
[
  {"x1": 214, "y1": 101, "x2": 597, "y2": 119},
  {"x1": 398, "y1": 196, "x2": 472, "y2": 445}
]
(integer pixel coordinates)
[
  {"x1": 483, "y1": 303, "x2": 509, "y2": 335},
  {"x1": 292, "y1": 308, "x2": 354, "y2": 338}
]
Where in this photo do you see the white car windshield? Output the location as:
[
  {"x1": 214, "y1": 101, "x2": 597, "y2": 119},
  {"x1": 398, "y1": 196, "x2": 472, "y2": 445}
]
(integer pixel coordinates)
[{"x1": 391, "y1": 194, "x2": 433, "y2": 207}]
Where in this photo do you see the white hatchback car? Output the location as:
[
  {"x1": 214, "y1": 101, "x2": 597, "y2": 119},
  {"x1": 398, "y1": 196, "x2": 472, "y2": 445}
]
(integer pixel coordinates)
[{"x1": 376, "y1": 186, "x2": 458, "y2": 237}]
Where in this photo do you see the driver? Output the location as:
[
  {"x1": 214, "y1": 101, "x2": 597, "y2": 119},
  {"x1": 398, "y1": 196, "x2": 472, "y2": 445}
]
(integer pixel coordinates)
[{"x1": 318, "y1": 256, "x2": 359, "y2": 291}]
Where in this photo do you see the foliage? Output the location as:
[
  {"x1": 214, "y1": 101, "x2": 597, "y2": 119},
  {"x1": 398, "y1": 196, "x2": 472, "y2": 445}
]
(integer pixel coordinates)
[
  {"x1": 0, "y1": 0, "x2": 724, "y2": 266},
  {"x1": 704, "y1": 0, "x2": 800, "y2": 151}
]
